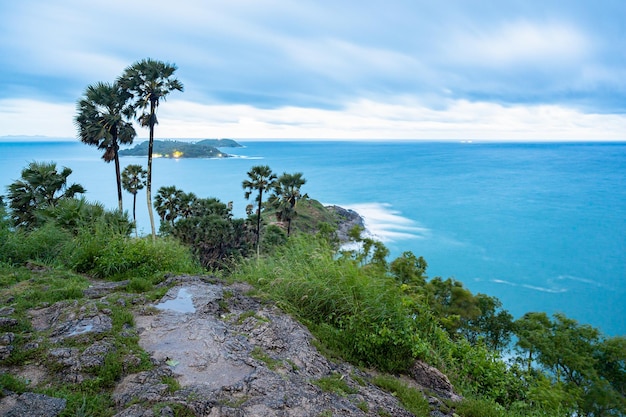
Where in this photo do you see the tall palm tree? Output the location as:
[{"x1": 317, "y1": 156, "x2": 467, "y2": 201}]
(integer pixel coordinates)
[
  {"x1": 268, "y1": 172, "x2": 306, "y2": 236},
  {"x1": 75, "y1": 81, "x2": 136, "y2": 212},
  {"x1": 242, "y1": 165, "x2": 276, "y2": 251},
  {"x1": 119, "y1": 58, "x2": 183, "y2": 239},
  {"x1": 121, "y1": 164, "x2": 147, "y2": 232}
]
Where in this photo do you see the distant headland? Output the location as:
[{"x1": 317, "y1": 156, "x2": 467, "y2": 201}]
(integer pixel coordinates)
[{"x1": 119, "y1": 139, "x2": 243, "y2": 158}]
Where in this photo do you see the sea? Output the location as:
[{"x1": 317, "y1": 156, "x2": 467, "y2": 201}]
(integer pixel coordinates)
[{"x1": 1, "y1": 139, "x2": 625, "y2": 336}]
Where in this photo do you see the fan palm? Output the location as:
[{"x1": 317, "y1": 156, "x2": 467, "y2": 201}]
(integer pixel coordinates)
[
  {"x1": 119, "y1": 58, "x2": 183, "y2": 238},
  {"x1": 242, "y1": 165, "x2": 276, "y2": 251},
  {"x1": 268, "y1": 172, "x2": 306, "y2": 236},
  {"x1": 75, "y1": 81, "x2": 136, "y2": 211},
  {"x1": 7, "y1": 161, "x2": 85, "y2": 228},
  {"x1": 121, "y1": 164, "x2": 147, "y2": 230}
]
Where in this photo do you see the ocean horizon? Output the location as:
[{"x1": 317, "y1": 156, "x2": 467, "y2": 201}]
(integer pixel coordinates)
[{"x1": 1, "y1": 139, "x2": 624, "y2": 336}]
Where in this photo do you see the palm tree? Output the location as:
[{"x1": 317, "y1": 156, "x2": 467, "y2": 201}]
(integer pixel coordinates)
[
  {"x1": 268, "y1": 172, "x2": 306, "y2": 236},
  {"x1": 119, "y1": 58, "x2": 183, "y2": 239},
  {"x1": 121, "y1": 164, "x2": 147, "y2": 231},
  {"x1": 242, "y1": 165, "x2": 276, "y2": 251},
  {"x1": 154, "y1": 185, "x2": 185, "y2": 229},
  {"x1": 75, "y1": 81, "x2": 136, "y2": 212},
  {"x1": 7, "y1": 161, "x2": 85, "y2": 228}
]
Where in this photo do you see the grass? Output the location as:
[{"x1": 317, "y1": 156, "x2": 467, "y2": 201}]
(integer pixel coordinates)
[
  {"x1": 231, "y1": 235, "x2": 420, "y2": 372},
  {"x1": 372, "y1": 374, "x2": 430, "y2": 417},
  {"x1": 251, "y1": 346, "x2": 282, "y2": 370},
  {"x1": 313, "y1": 373, "x2": 359, "y2": 397}
]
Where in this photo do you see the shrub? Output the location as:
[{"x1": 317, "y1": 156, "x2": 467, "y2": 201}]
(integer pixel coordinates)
[
  {"x1": 0, "y1": 222, "x2": 73, "y2": 265},
  {"x1": 89, "y1": 236, "x2": 200, "y2": 279}
]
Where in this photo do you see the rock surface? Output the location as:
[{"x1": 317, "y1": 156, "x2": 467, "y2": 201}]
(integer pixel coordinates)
[
  {"x1": 326, "y1": 205, "x2": 365, "y2": 242},
  {"x1": 1, "y1": 275, "x2": 461, "y2": 416},
  {"x1": 0, "y1": 392, "x2": 66, "y2": 417}
]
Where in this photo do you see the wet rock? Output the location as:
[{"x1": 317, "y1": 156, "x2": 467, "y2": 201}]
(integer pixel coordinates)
[
  {"x1": 119, "y1": 280, "x2": 425, "y2": 416},
  {"x1": 0, "y1": 392, "x2": 66, "y2": 417}
]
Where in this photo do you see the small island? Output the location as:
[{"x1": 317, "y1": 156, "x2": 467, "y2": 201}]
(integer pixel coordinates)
[{"x1": 119, "y1": 139, "x2": 242, "y2": 159}]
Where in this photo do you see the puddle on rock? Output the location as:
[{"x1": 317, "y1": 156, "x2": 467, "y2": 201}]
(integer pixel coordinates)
[
  {"x1": 68, "y1": 322, "x2": 93, "y2": 336},
  {"x1": 156, "y1": 288, "x2": 196, "y2": 313}
]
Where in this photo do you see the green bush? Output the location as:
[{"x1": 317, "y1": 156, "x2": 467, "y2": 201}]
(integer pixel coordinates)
[
  {"x1": 0, "y1": 222, "x2": 73, "y2": 265},
  {"x1": 89, "y1": 236, "x2": 201, "y2": 279},
  {"x1": 454, "y1": 398, "x2": 505, "y2": 417}
]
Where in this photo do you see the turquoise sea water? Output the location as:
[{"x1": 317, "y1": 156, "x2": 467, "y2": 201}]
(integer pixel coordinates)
[{"x1": 1, "y1": 140, "x2": 625, "y2": 336}]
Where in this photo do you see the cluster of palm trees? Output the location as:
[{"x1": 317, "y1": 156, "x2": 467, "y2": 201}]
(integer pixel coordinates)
[
  {"x1": 243, "y1": 165, "x2": 307, "y2": 250},
  {"x1": 75, "y1": 58, "x2": 183, "y2": 239}
]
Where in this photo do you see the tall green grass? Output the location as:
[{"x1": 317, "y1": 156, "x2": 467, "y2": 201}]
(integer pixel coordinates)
[{"x1": 231, "y1": 235, "x2": 424, "y2": 372}]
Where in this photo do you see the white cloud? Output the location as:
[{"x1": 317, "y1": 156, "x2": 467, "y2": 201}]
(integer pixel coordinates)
[
  {"x1": 0, "y1": 99, "x2": 76, "y2": 137},
  {"x1": 1, "y1": 96, "x2": 625, "y2": 142},
  {"x1": 154, "y1": 98, "x2": 626, "y2": 140},
  {"x1": 447, "y1": 20, "x2": 591, "y2": 68}
]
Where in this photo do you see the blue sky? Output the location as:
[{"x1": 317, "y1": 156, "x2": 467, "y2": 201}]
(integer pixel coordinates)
[{"x1": 1, "y1": 0, "x2": 625, "y2": 140}]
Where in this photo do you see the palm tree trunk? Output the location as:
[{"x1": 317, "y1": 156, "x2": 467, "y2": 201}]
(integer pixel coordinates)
[
  {"x1": 132, "y1": 193, "x2": 138, "y2": 237},
  {"x1": 147, "y1": 99, "x2": 157, "y2": 240},
  {"x1": 256, "y1": 188, "x2": 263, "y2": 250},
  {"x1": 114, "y1": 148, "x2": 123, "y2": 212}
]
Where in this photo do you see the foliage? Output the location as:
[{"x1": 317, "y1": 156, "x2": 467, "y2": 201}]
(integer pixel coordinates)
[
  {"x1": 119, "y1": 58, "x2": 183, "y2": 239},
  {"x1": 232, "y1": 235, "x2": 425, "y2": 372},
  {"x1": 242, "y1": 164, "x2": 276, "y2": 252},
  {"x1": 513, "y1": 312, "x2": 626, "y2": 416},
  {"x1": 75, "y1": 81, "x2": 137, "y2": 211},
  {"x1": 0, "y1": 222, "x2": 73, "y2": 266},
  {"x1": 121, "y1": 164, "x2": 147, "y2": 228},
  {"x1": 71, "y1": 234, "x2": 200, "y2": 279},
  {"x1": 39, "y1": 197, "x2": 133, "y2": 236},
  {"x1": 313, "y1": 373, "x2": 359, "y2": 396},
  {"x1": 267, "y1": 172, "x2": 307, "y2": 236},
  {"x1": 173, "y1": 203, "x2": 253, "y2": 270},
  {"x1": 372, "y1": 374, "x2": 430, "y2": 416},
  {"x1": 153, "y1": 186, "x2": 254, "y2": 269},
  {"x1": 6, "y1": 161, "x2": 85, "y2": 229}
]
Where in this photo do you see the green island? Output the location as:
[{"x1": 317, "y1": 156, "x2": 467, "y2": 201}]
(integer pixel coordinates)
[
  {"x1": 119, "y1": 139, "x2": 242, "y2": 158},
  {"x1": 1, "y1": 58, "x2": 623, "y2": 417}
]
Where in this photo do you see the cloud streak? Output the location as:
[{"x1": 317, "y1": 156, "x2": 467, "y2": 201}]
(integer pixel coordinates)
[{"x1": 0, "y1": 0, "x2": 625, "y2": 139}]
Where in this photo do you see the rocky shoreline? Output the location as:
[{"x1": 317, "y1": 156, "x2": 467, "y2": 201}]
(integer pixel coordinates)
[{"x1": 325, "y1": 205, "x2": 366, "y2": 242}]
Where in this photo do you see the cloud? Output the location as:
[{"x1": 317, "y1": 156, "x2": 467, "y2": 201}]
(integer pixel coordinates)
[
  {"x1": 0, "y1": 99, "x2": 76, "y2": 137},
  {"x1": 154, "y1": 97, "x2": 626, "y2": 140},
  {"x1": 448, "y1": 20, "x2": 590, "y2": 68},
  {"x1": 1, "y1": 1, "x2": 625, "y2": 137}
]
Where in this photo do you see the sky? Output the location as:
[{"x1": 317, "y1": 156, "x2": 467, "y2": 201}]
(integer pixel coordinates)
[{"x1": 1, "y1": 0, "x2": 625, "y2": 141}]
